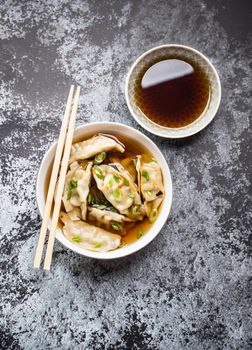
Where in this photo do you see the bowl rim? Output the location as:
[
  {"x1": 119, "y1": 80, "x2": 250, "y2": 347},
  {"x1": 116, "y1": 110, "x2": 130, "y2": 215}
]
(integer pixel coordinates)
[
  {"x1": 36, "y1": 122, "x2": 173, "y2": 260},
  {"x1": 125, "y1": 44, "x2": 222, "y2": 138}
]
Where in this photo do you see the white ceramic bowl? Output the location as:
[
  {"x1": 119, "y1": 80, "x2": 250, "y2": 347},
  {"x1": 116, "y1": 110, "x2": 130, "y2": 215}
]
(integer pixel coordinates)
[
  {"x1": 125, "y1": 44, "x2": 221, "y2": 138},
  {"x1": 36, "y1": 122, "x2": 173, "y2": 259}
]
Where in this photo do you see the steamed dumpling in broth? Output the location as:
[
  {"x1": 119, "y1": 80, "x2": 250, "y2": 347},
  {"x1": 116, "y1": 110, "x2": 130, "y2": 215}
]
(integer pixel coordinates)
[
  {"x1": 92, "y1": 164, "x2": 144, "y2": 220},
  {"x1": 62, "y1": 161, "x2": 92, "y2": 220},
  {"x1": 139, "y1": 160, "x2": 164, "y2": 201},
  {"x1": 109, "y1": 156, "x2": 137, "y2": 181},
  {"x1": 69, "y1": 134, "x2": 125, "y2": 164},
  {"x1": 60, "y1": 212, "x2": 121, "y2": 252},
  {"x1": 88, "y1": 206, "x2": 135, "y2": 233},
  {"x1": 137, "y1": 157, "x2": 164, "y2": 221}
]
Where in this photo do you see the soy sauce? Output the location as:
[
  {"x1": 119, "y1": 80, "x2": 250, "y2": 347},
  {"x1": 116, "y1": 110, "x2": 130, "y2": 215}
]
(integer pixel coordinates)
[{"x1": 134, "y1": 55, "x2": 210, "y2": 128}]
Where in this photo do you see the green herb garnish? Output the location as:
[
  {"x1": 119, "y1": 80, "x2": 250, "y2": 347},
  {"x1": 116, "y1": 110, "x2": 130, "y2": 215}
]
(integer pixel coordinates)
[
  {"x1": 72, "y1": 236, "x2": 81, "y2": 242},
  {"x1": 124, "y1": 178, "x2": 129, "y2": 186},
  {"x1": 108, "y1": 178, "x2": 113, "y2": 188},
  {"x1": 113, "y1": 174, "x2": 120, "y2": 183},
  {"x1": 67, "y1": 177, "x2": 78, "y2": 200},
  {"x1": 87, "y1": 193, "x2": 93, "y2": 204},
  {"x1": 70, "y1": 178, "x2": 78, "y2": 188},
  {"x1": 94, "y1": 242, "x2": 103, "y2": 248},
  {"x1": 137, "y1": 228, "x2": 143, "y2": 239},
  {"x1": 131, "y1": 205, "x2": 140, "y2": 216},
  {"x1": 128, "y1": 193, "x2": 135, "y2": 199},
  {"x1": 142, "y1": 169, "x2": 150, "y2": 181},
  {"x1": 133, "y1": 159, "x2": 137, "y2": 168},
  {"x1": 67, "y1": 187, "x2": 72, "y2": 200},
  {"x1": 94, "y1": 152, "x2": 107, "y2": 165},
  {"x1": 147, "y1": 191, "x2": 152, "y2": 197},
  {"x1": 149, "y1": 208, "x2": 158, "y2": 223},
  {"x1": 94, "y1": 166, "x2": 105, "y2": 180},
  {"x1": 113, "y1": 188, "x2": 121, "y2": 200},
  {"x1": 111, "y1": 222, "x2": 122, "y2": 231},
  {"x1": 96, "y1": 204, "x2": 107, "y2": 210},
  {"x1": 152, "y1": 157, "x2": 157, "y2": 163}
]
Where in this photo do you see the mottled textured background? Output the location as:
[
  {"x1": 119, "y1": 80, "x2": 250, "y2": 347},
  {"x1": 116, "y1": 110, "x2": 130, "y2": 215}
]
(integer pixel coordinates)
[{"x1": 0, "y1": 0, "x2": 251, "y2": 349}]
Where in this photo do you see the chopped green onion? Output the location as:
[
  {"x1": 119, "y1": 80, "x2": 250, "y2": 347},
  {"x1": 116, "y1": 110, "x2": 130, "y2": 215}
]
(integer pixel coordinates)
[
  {"x1": 111, "y1": 222, "x2": 122, "y2": 231},
  {"x1": 124, "y1": 178, "x2": 129, "y2": 186},
  {"x1": 94, "y1": 242, "x2": 103, "y2": 248},
  {"x1": 133, "y1": 159, "x2": 137, "y2": 168},
  {"x1": 96, "y1": 204, "x2": 107, "y2": 210},
  {"x1": 113, "y1": 188, "x2": 121, "y2": 200},
  {"x1": 147, "y1": 191, "x2": 152, "y2": 197},
  {"x1": 142, "y1": 169, "x2": 150, "y2": 181},
  {"x1": 149, "y1": 208, "x2": 158, "y2": 223},
  {"x1": 94, "y1": 166, "x2": 105, "y2": 180},
  {"x1": 87, "y1": 193, "x2": 93, "y2": 204},
  {"x1": 137, "y1": 228, "x2": 143, "y2": 239},
  {"x1": 67, "y1": 187, "x2": 72, "y2": 200},
  {"x1": 152, "y1": 157, "x2": 157, "y2": 163},
  {"x1": 113, "y1": 174, "x2": 120, "y2": 183},
  {"x1": 67, "y1": 177, "x2": 78, "y2": 200},
  {"x1": 128, "y1": 193, "x2": 135, "y2": 199},
  {"x1": 72, "y1": 236, "x2": 81, "y2": 242},
  {"x1": 70, "y1": 178, "x2": 78, "y2": 188},
  {"x1": 131, "y1": 205, "x2": 140, "y2": 216},
  {"x1": 108, "y1": 178, "x2": 113, "y2": 188},
  {"x1": 94, "y1": 152, "x2": 107, "y2": 165}
]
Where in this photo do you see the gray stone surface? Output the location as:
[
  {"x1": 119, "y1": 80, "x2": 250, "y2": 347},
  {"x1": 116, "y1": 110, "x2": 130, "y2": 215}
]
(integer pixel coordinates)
[{"x1": 0, "y1": 0, "x2": 251, "y2": 349}]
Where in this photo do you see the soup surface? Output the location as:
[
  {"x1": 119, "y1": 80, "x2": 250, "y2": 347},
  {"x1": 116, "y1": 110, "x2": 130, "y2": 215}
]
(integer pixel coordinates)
[{"x1": 134, "y1": 54, "x2": 210, "y2": 128}]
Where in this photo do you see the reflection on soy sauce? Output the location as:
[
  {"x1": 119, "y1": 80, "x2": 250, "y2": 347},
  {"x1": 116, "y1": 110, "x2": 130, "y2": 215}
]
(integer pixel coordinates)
[{"x1": 134, "y1": 56, "x2": 210, "y2": 128}]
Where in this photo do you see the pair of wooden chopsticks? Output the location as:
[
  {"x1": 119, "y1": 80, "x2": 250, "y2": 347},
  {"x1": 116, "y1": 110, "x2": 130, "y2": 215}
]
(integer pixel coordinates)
[{"x1": 34, "y1": 85, "x2": 80, "y2": 271}]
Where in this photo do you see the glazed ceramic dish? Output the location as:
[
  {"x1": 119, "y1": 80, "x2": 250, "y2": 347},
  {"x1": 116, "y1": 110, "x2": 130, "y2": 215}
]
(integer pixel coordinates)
[
  {"x1": 36, "y1": 122, "x2": 173, "y2": 259},
  {"x1": 125, "y1": 44, "x2": 221, "y2": 138}
]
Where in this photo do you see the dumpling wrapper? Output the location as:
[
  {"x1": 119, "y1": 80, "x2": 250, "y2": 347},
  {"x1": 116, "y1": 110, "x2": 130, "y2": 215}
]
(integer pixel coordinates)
[
  {"x1": 109, "y1": 156, "x2": 137, "y2": 181},
  {"x1": 139, "y1": 160, "x2": 164, "y2": 201},
  {"x1": 92, "y1": 164, "x2": 143, "y2": 220},
  {"x1": 112, "y1": 163, "x2": 140, "y2": 200},
  {"x1": 67, "y1": 207, "x2": 82, "y2": 221},
  {"x1": 60, "y1": 212, "x2": 121, "y2": 252},
  {"x1": 69, "y1": 134, "x2": 125, "y2": 164},
  {"x1": 88, "y1": 206, "x2": 135, "y2": 233},
  {"x1": 62, "y1": 162, "x2": 92, "y2": 220},
  {"x1": 137, "y1": 157, "x2": 165, "y2": 221}
]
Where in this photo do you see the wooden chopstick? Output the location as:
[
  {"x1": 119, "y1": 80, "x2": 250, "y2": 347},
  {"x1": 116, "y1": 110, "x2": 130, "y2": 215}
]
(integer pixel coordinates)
[
  {"x1": 34, "y1": 85, "x2": 74, "y2": 268},
  {"x1": 43, "y1": 86, "x2": 80, "y2": 271}
]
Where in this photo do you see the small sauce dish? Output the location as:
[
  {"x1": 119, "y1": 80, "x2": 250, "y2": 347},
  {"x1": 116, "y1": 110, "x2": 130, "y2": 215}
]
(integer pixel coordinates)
[{"x1": 125, "y1": 44, "x2": 221, "y2": 138}]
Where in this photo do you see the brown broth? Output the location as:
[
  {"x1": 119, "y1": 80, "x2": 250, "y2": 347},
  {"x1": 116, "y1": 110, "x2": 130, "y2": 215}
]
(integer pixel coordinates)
[
  {"x1": 134, "y1": 54, "x2": 210, "y2": 128},
  {"x1": 44, "y1": 133, "x2": 161, "y2": 248}
]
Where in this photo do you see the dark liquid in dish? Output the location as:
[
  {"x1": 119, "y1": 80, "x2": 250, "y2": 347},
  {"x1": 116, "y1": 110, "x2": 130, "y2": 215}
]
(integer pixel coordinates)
[{"x1": 134, "y1": 55, "x2": 210, "y2": 128}]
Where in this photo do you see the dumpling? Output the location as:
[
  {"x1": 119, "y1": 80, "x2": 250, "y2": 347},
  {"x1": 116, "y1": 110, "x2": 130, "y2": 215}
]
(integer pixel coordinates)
[
  {"x1": 88, "y1": 206, "x2": 135, "y2": 233},
  {"x1": 62, "y1": 162, "x2": 92, "y2": 220},
  {"x1": 60, "y1": 212, "x2": 121, "y2": 252},
  {"x1": 136, "y1": 157, "x2": 164, "y2": 222},
  {"x1": 144, "y1": 196, "x2": 163, "y2": 222},
  {"x1": 67, "y1": 207, "x2": 82, "y2": 221},
  {"x1": 139, "y1": 159, "x2": 164, "y2": 201},
  {"x1": 69, "y1": 134, "x2": 125, "y2": 164},
  {"x1": 109, "y1": 155, "x2": 137, "y2": 181},
  {"x1": 92, "y1": 164, "x2": 144, "y2": 219},
  {"x1": 111, "y1": 163, "x2": 140, "y2": 198}
]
